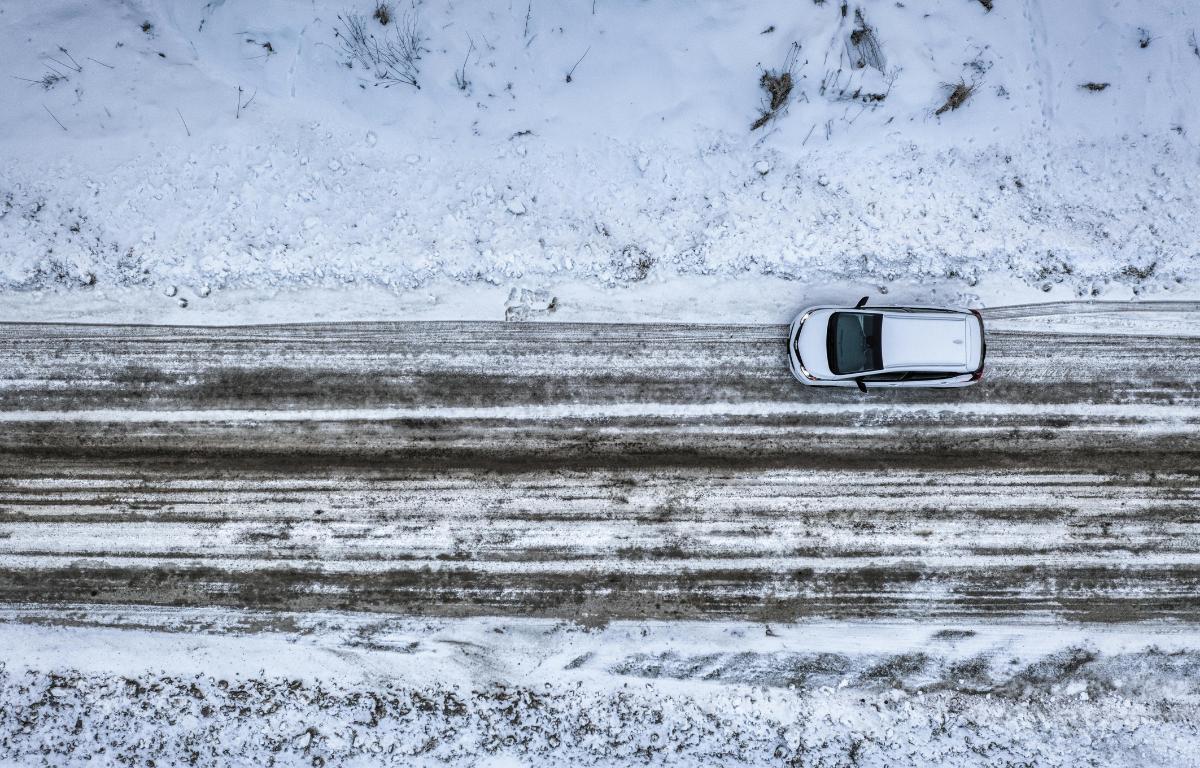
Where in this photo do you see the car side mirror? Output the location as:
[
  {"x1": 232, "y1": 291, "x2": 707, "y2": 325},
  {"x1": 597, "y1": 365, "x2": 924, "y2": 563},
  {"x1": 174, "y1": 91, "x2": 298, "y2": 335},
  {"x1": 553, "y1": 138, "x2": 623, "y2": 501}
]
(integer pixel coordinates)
[
  {"x1": 856, "y1": 379, "x2": 867, "y2": 393},
  {"x1": 855, "y1": 296, "x2": 868, "y2": 309}
]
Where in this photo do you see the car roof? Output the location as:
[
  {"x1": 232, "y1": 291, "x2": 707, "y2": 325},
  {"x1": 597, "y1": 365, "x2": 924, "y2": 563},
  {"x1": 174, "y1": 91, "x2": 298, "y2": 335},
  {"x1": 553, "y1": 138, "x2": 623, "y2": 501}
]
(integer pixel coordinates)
[{"x1": 878, "y1": 312, "x2": 970, "y2": 369}]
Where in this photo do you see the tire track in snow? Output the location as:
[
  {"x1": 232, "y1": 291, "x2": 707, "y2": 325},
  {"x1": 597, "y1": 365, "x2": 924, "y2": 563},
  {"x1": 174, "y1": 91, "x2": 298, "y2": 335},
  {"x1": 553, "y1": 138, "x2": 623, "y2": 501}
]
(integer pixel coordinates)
[{"x1": 0, "y1": 303, "x2": 1198, "y2": 622}]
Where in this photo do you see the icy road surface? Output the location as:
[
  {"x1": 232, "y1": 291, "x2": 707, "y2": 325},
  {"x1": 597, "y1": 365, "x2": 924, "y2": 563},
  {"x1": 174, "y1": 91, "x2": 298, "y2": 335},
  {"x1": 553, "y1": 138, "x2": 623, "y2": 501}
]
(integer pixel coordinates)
[{"x1": 0, "y1": 302, "x2": 1198, "y2": 623}]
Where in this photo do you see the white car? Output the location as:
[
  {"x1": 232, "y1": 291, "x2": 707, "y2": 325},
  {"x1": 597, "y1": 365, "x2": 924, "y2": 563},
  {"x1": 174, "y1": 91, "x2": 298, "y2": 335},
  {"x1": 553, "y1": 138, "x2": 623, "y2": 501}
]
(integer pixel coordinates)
[{"x1": 788, "y1": 297, "x2": 986, "y2": 390}]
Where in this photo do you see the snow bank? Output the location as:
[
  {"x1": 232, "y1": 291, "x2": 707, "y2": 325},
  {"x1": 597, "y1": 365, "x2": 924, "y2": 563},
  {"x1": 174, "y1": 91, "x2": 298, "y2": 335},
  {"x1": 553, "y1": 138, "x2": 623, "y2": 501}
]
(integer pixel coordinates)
[
  {"x1": 1, "y1": 0, "x2": 1198, "y2": 321},
  {"x1": 1, "y1": 610, "x2": 1198, "y2": 766}
]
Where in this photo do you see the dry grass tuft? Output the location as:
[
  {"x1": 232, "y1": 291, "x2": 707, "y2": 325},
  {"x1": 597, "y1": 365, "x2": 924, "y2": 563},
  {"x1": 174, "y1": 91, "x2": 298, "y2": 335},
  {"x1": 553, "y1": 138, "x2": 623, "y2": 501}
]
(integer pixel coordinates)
[
  {"x1": 848, "y1": 10, "x2": 886, "y2": 72},
  {"x1": 373, "y1": 2, "x2": 392, "y2": 26},
  {"x1": 16, "y1": 71, "x2": 68, "y2": 90},
  {"x1": 336, "y1": 10, "x2": 422, "y2": 89},
  {"x1": 751, "y1": 42, "x2": 800, "y2": 131},
  {"x1": 1080, "y1": 82, "x2": 1110, "y2": 92},
  {"x1": 977, "y1": 0, "x2": 993, "y2": 11},
  {"x1": 1122, "y1": 262, "x2": 1157, "y2": 280},
  {"x1": 762, "y1": 71, "x2": 793, "y2": 112},
  {"x1": 751, "y1": 72, "x2": 793, "y2": 130},
  {"x1": 39, "y1": 72, "x2": 67, "y2": 89},
  {"x1": 935, "y1": 80, "x2": 976, "y2": 115}
]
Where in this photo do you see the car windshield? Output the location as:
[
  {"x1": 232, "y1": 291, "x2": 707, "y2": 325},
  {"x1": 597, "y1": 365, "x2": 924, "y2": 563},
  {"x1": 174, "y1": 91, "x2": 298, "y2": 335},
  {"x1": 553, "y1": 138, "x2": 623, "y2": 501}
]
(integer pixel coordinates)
[{"x1": 827, "y1": 312, "x2": 883, "y2": 375}]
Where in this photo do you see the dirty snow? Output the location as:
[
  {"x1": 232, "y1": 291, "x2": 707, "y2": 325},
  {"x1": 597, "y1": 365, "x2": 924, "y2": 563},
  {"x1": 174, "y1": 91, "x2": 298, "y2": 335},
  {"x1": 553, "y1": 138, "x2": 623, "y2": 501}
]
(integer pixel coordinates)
[{"x1": 1, "y1": 610, "x2": 1199, "y2": 766}]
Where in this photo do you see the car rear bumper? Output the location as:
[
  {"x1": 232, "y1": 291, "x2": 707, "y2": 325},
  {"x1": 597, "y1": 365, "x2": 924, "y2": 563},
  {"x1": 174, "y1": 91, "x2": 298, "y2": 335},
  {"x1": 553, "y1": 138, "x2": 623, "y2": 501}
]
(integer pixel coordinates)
[{"x1": 970, "y1": 309, "x2": 987, "y2": 381}]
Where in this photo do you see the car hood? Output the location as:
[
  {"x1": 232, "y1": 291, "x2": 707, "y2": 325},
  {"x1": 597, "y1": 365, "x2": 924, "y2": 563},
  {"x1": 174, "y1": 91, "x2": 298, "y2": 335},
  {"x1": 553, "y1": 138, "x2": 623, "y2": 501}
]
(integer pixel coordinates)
[
  {"x1": 881, "y1": 314, "x2": 972, "y2": 369},
  {"x1": 795, "y1": 309, "x2": 835, "y2": 378}
]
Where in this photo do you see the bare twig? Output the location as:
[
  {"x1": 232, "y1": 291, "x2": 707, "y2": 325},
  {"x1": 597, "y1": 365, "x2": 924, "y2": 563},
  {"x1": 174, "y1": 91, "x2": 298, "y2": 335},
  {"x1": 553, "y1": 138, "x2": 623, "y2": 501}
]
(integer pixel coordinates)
[
  {"x1": 236, "y1": 85, "x2": 242, "y2": 118},
  {"x1": 47, "y1": 55, "x2": 81, "y2": 73},
  {"x1": 565, "y1": 46, "x2": 590, "y2": 83},
  {"x1": 57, "y1": 47, "x2": 82, "y2": 70},
  {"x1": 176, "y1": 108, "x2": 191, "y2": 136},
  {"x1": 87, "y1": 57, "x2": 115, "y2": 69},
  {"x1": 456, "y1": 36, "x2": 475, "y2": 91},
  {"x1": 524, "y1": 1, "x2": 532, "y2": 38},
  {"x1": 43, "y1": 60, "x2": 70, "y2": 78},
  {"x1": 832, "y1": 66, "x2": 900, "y2": 105},
  {"x1": 43, "y1": 104, "x2": 67, "y2": 131}
]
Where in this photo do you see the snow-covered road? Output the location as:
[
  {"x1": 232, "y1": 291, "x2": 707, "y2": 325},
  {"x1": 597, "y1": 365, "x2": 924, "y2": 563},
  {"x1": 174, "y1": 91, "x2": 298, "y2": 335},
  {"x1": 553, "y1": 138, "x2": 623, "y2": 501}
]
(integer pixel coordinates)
[{"x1": 1, "y1": 302, "x2": 1198, "y2": 623}]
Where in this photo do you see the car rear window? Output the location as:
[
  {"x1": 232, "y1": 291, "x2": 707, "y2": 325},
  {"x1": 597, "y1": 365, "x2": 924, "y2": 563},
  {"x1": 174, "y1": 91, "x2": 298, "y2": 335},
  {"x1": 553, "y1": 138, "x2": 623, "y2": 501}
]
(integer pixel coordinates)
[{"x1": 827, "y1": 312, "x2": 883, "y2": 375}]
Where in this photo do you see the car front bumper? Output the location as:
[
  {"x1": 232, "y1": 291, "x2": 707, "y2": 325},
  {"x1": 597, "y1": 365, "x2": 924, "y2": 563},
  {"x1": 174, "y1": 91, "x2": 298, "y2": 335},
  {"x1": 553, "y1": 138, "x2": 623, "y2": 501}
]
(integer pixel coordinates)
[{"x1": 787, "y1": 311, "x2": 819, "y2": 384}]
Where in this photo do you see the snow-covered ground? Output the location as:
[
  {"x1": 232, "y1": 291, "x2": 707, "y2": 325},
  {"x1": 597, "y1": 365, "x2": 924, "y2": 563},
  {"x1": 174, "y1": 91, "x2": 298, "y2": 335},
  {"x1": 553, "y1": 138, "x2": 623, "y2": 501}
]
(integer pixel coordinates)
[
  {"x1": 2, "y1": 609, "x2": 1199, "y2": 766},
  {"x1": 4, "y1": 2, "x2": 1200, "y2": 764},
  {"x1": 2, "y1": 0, "x2": 1199, "y2": 323}
]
